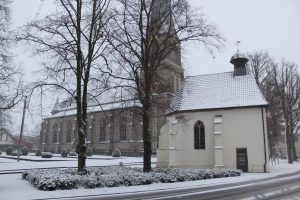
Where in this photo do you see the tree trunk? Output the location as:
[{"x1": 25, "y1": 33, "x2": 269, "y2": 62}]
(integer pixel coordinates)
[
  {"x1": 76, "y1": 97, "x2": 87, "y2": 173},
  {"x1": 143, "y1": 101, "x2": 152, "y2": 172},
  {"x1": 285, "y1": 121, "x2": 293, "y2": 163},
  {"x1": 290, "y1": 128, "x2": 297, "y2": 161}
]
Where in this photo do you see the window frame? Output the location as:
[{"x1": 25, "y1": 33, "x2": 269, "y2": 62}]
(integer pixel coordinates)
[
  {"x1": 194, "y1": 120, "x2": 205, "y2": 149},
  {"x1": 99, "y1": 118, "x2": 106, "y2": 142},
  {"x1": 119, "y1": 115, "x2": 127, "y2": 141},
  {"x1": 52, "y1": 124, "x2": 58, "y2": 144}
]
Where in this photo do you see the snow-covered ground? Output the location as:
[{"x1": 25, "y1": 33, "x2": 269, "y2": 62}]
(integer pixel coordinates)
[
  {"x1": 0, "y1": 154, "x2": 148, "y2": 171},
  {"x1": 0, "y1": 158, "x2": 299, "y2": 200}
]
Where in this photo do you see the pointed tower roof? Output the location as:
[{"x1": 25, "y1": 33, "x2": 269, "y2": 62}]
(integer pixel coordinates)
[
  {"x1": 151, "y1": 0, "x2": 176, "y2": 35},
  {"x1": 51, "y1": 98, "x2": 60, "y2": 115}
]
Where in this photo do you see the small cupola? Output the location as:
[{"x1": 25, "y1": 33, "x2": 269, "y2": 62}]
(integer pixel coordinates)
[{"x1": 230, "y1": 53, "x2": 248, "y2": 76}]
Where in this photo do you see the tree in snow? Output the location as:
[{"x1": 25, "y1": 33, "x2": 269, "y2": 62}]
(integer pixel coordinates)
[
  {"x1": 0, "y1": 0, "x2": 23, "y2": 111},
  {"x1": 19, "y1": 0, "x2": 111, "y2": 173},
  {"x1": 247, "y1": 51, "x2": 281, "y2": 158},
  {"x1": 270, "y1": 60, "x2": 300, "y2": 163},
  {"x1": 105, "y1": 0, "x2": 224, "y2": 172}
]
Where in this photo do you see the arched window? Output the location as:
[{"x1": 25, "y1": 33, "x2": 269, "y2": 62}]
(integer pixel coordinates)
[
  {"x1": 44, "y1": 121, "x2": 49, "y2": 144},
  {"x1": 120, "y1": 114, "x2": 127, "y2": 141},
  {"x1": 59, "y1": 121, "x2": 64, "y2": 143},
  {"x1": 66, "y1": 122, "x2": 72, "y2": 143},
  {"x1": 53, "y1": 124, "x2": 58, "y2": 143},
  {"x1": 194, "y1": 121, "x2": 205, "y2": 149},
  {"x1": 88, "y1": 117, "x2": 95, "y2": 143},
  {"x1": 99, "y1": 118, "x2": 106, "y2": 142}
]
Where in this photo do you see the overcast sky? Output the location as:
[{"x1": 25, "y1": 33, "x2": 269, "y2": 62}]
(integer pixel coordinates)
[{"x1": 9, "y1": 0, "x2": 300, "y2": 135}]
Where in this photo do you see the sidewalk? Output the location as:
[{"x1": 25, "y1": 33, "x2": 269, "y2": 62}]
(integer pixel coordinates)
[{"x1": 0, "y1": 158, "x2": 299, "y2": 200}]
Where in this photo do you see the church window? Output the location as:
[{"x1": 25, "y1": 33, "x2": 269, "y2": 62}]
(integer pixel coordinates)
[
  {"x1": 59, "y1": 121, "x2": 64, "y2": 143},
  {"x1": 120, "y1": 115, "x2": 127, "y2": 141},
  {"x1": 89, "y1": 117, "x2": 95, "y2": 142},
  {"x1": 44, "y1": 121, "x2": 49, "y2": 144},
  {"x1": 66, "y1": 122, "x2": 72, "y2": 143},
  {"x1": 194, "y1": 120, "x2": 205, "y2": 149},
  {"x1": 53, "y1": 124, "x2": 58, "y2": 143},
  {"x1": 99, "y1": 119, "x2": 106, "y2": 142}
]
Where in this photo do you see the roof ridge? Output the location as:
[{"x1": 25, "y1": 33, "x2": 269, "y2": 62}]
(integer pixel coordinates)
[
  {"x1": 186, "y1": 71, "x2": 233, "y2": 78},
  {"x1": 168, "y1": 71, "x2": 268, "y2": 114}
]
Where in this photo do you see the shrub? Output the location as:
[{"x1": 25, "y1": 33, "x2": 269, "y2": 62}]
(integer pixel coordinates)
[
  {"x1": 6, "y1": 147, "x2": 14, "y2": 155},
  {"x1": 41, "y1": 152, "x2": 53, "y2": 158},
  {"x1": 112, "y1": 149, "x2": 121, "y2": 157},
  {"x1": 86, "y1": 146, "x2": 93, "y2": 157},
  {"x1": 21, "y1": 147, "x2": 29, "y2": 156},
  {"x1": 10, "y1": 150, "x2": 21, "y2": 156},
  {"x1": 35, "y1": 150, "x2": 42, "y2": 156},
  {"x1": 61, "y1": 150, "x2": 68, "y2": 158},
  {"x1": 68, "y1": 151, "x2": 77, "y2": 157},
  {"x1": 22, "y1": 167, "x2": 242, "y2": 191}
]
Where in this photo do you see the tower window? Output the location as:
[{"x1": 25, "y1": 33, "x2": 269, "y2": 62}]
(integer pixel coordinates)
[{"x1": 194, "y1": 120, "x2": 205, "y2": 149}]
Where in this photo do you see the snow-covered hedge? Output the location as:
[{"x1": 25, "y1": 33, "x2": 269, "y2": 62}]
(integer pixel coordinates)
[
  {"x1": 41, "y1": 152, "x2": 53, "y2": 158},
  {"x1": 22, "y1": 167, "x2": 242, "y2": 191}
]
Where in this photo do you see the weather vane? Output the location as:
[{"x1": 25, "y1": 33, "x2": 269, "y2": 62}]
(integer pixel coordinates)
[{"x1": 236, "y1": 41, "x2": 241, "y2": 54}]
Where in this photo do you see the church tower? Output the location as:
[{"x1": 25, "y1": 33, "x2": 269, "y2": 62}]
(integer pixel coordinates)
[
  {"x1": 151, "y1": 0, "x2": 184, "y2": 94},
  {"x1": 150, "y1": 0, "x2": 184, "y2": 152}
]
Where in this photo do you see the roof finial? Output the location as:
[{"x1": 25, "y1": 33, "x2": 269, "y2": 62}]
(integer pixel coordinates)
[{"x1": 236, "y1": 41, "x2": 241, "y2": 54}]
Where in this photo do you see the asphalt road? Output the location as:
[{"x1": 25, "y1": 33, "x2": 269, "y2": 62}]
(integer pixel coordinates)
[{"x1": 42, "y1": 171, "x2": 300, "y2": 200}]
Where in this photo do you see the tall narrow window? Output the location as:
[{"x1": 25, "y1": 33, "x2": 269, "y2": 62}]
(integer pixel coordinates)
[
  {"x1": 66, "y1": 122, "x2": 72, "y2": 143},
  {"x1": 53, "y1": 124, "x2": 58, "y2": 143},
  {"x1": 59, "y1": 122, "x2": 64, "y2": 143},
  {"x1": 99, "y1": 119, "x2": 106, "y2": 142},
  {"x1": 120, "y1": 115, "x2": 127, "y2": 141},
  {"x1": 194, "y1": 120, "x2": 205, "y2": 149},
  {"x1": 44, "y1": 121, "x2": 49, "y2": 144},
  {"x1": 89, "y1": 117, "x2": 95, "y2": 142}
]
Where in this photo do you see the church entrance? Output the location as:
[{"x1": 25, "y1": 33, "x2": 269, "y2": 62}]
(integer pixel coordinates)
[{"x1": 236, "y1": 148, "x2": 248, "y2": 172}]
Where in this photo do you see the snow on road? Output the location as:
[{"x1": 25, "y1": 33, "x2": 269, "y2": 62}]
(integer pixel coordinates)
[{"x1": 0, "y1": 158, "x2": 299, "y2": 200}]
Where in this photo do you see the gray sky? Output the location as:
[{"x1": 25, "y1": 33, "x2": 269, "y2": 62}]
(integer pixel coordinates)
[{"x1": 9, "y1": 0, "x2": 300, "y2": 135}]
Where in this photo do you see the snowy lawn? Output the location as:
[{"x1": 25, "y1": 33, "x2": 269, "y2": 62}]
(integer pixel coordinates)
[
  {"x1": 0, "y1": 155, "x2": 149, "y2": 172},
  {"x1": 0, "y1": 159, "x2": 299, "y2": 200},
  {"x1": 22, "y1": 167, "x2": 242, "y2": 190},
  {"x1": 0, "y1": 152, "x2": 124, "y2": 161}
]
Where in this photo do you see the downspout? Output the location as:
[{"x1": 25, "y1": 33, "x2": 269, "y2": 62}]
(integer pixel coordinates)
[{"x1": 261, "y1": 107, "x2": 267, "y2": 173}]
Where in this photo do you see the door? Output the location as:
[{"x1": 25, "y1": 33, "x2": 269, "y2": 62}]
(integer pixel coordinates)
[{"x1": 236, "y1": 148, "x2": 248, "y2": 172}]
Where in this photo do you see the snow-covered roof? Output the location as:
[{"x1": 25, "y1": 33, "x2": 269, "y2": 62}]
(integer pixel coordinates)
[
  {"x1": 169, "y1": 71, "x2": 268, "y2": 113},
  {"x1": 45, "y1": 99, "x2": 141, "y2": 119}
]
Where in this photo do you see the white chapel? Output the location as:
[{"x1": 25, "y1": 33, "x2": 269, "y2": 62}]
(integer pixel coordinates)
[{"x1": 157, "y1": 53, "x2": 269, "y2": 173}]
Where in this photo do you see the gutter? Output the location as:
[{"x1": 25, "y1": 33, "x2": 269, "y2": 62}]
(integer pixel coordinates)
[{"x1": 261, "y1": 107, "x2": 267, "y2": 173}]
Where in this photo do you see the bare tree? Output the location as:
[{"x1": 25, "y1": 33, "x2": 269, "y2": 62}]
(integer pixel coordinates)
[
  {"x1": 247, "y1": 51, "x2": 282, "y2": 157},
  {"x1": 106, "y1": 0, "x2": 224, "y2": 172},
  {"x1": 262, "y1": 77, "x2": 282, "y2": 157},
  {"x1": 271, "y1": 60, "x2": 300, "y2": 163},
  {"x1": 247, "y1": 50, "x2": 273, "y2": 88},
  {"x1": 0, "y1": 0, "x2": 23, "y2": 110},
  {"x1": 19, "y1": 0, "x2": 110, "y2": 173}
]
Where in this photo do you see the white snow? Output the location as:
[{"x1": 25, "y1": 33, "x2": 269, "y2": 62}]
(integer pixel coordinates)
[
  {"x1": 0, "y1": 154, "x2": 150, "y2": 171},
  {"x1": 0, "y1": 158, "x2": 299, "y2": 200},
  {"x1": 170, "y1": 72, "x2": 268, "y2": 113}
]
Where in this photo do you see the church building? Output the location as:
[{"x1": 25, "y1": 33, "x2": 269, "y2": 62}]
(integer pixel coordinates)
[
  {"x1": 40, "y1": 0, "x2": 269, "y2": 173},
  {"x1": 157, "y1": 53, "x2": 269, "y2": 172},
  {"x1": 39, "y1": 0, "x2": 183, "y2": 157}
]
